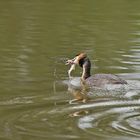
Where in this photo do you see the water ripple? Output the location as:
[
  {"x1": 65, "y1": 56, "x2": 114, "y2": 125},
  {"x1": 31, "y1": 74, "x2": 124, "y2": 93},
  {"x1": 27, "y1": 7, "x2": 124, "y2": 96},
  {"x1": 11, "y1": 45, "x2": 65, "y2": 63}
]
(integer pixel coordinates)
[{"x1": 77, "y1": 101, "x2": 140, "y2": 138}]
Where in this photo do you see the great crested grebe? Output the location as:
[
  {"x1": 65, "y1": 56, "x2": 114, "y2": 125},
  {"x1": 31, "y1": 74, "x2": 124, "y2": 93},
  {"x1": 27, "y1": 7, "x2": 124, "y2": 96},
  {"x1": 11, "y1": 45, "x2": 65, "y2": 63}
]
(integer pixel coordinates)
[{"x1": 66, "y1": 53, "x2": 127, "y2": 87}]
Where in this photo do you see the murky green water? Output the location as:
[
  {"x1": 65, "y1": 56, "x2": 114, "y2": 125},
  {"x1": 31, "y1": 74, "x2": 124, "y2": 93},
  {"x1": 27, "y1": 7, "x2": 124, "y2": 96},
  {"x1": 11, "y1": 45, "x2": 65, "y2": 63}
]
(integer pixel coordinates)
[{"x1": 0, "y1": 0, "x2": 140, "y2": 140}]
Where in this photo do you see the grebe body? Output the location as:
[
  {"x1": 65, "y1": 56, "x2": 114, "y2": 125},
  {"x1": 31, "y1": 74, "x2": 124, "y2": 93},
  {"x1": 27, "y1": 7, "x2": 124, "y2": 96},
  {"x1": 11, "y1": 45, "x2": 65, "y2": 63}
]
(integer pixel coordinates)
[{"x1": 84, "y1": 74, "x2": 127, "y2": 87}]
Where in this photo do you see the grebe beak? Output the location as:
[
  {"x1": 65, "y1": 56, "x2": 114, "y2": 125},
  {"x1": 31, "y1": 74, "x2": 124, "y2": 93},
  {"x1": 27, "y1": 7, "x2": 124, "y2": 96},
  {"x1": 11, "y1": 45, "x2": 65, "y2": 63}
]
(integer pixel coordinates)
[
  {"x1": 65, "y1": 57, "x2": 77, "y2": 65},
  {"x1": 65, "y1": 53, "x2": 86, "y2": 65}
]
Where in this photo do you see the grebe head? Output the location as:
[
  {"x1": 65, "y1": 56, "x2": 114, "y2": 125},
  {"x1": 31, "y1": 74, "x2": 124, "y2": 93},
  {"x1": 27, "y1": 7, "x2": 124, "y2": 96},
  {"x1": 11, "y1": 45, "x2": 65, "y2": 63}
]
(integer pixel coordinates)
[
  {"x1": 76, "y1": 53, "x2": 91, "y2": 80},
  {"x1": 66, "y1": 53, "x2": 91, "y2": 80}
]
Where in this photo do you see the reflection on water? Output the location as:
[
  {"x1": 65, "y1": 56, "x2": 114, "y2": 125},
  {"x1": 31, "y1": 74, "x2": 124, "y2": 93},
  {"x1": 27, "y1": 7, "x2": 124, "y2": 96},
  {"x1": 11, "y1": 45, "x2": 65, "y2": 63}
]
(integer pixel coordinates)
[
  {"x1": 63, "y1": 77, "x2": 140, "y2": 139},
  {"x1": 0, "y1": 0, "x2": 140, "y2": 140}
]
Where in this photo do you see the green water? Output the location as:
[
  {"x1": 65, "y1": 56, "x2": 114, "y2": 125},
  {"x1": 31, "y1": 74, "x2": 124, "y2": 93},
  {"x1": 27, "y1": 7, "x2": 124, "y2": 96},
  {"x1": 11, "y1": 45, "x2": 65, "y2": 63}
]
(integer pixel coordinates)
[{"x1": 0, "y1": 0, "x2": 140, "y2": 140}]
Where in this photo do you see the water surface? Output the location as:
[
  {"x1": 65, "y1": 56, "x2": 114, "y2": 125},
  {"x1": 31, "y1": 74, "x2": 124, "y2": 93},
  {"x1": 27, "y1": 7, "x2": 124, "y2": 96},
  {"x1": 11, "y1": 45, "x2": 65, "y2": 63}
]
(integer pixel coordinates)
[{"x1": 0, "y1": 0, "x2": 140, "y2": 140}]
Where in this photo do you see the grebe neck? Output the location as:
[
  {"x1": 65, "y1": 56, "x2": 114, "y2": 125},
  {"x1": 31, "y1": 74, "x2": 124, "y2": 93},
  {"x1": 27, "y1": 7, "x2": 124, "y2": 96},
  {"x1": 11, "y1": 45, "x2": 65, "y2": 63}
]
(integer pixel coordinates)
[{"x1": 81, "y1": 58, "x2": 91, "y2": 80}]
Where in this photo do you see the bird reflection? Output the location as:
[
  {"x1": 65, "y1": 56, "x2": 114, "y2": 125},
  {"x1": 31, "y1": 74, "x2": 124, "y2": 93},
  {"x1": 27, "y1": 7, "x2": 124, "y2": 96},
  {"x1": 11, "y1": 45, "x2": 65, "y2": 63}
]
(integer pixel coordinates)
[
  {"x1": 66, "y1": 79, "x2": 90, "y2": 117},
  {"x1": 68, "y1": 83, "x2": 90, "y2": 104}
]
